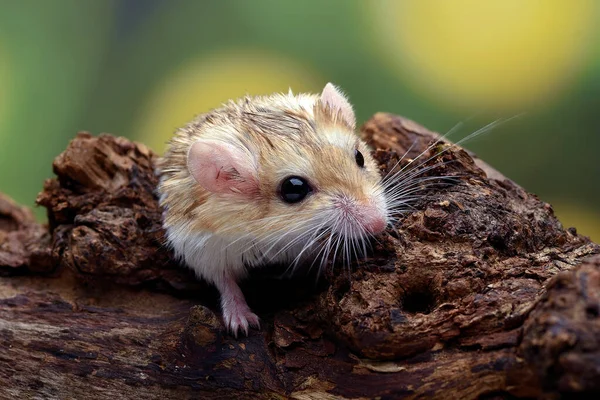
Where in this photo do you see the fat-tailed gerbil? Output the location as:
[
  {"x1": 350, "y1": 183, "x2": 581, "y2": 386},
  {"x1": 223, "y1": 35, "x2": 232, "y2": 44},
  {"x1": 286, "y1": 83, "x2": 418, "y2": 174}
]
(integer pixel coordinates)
[{"x1": 156, "y1": 83, "x2": 389, "y2": 336}]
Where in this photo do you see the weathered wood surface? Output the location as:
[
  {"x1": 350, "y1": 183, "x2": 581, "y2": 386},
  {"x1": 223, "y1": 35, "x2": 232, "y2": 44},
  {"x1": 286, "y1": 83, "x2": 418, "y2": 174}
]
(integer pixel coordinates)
[{"x1": 0, "y1": 113, "x2": 598, "y2": 399}]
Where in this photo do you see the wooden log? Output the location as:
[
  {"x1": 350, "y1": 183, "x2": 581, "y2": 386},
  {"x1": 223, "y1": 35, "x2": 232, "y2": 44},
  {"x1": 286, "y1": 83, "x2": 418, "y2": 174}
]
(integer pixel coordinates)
[{"x1": 0, "y1": 113, "x2": 598, "y2": 399}]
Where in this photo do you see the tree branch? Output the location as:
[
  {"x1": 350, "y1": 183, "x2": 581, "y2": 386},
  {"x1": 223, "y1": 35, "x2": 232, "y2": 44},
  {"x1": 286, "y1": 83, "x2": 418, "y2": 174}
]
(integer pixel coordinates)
[{"x1": 0, "y1": 114, "x2": 598, "y2": 399}]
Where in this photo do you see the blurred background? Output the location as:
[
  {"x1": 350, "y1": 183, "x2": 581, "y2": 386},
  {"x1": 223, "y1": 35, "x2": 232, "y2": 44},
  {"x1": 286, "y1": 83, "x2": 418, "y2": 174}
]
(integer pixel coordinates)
[{"x1": 0, "y1": 0, "x2": 598, "y2": 240}]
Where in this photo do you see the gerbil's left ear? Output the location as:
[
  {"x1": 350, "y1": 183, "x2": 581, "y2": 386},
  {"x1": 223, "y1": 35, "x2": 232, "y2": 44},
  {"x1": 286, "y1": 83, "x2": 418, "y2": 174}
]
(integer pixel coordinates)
[
  {"x1": 187, "y1": 139, "x2": 259, "y2": 197},
  {"x1": 320, "y1": 82, "x2": 356, "y2": 128}
]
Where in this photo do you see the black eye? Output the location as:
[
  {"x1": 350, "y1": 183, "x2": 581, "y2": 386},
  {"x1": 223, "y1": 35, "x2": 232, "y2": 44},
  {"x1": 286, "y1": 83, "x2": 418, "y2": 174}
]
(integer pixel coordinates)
[
  {"x1": 355, "y1": 149, "x2": 365, "y2": 168},
  {"x1": 279, "y1": 176, "x2": 312, "y2": 204}
]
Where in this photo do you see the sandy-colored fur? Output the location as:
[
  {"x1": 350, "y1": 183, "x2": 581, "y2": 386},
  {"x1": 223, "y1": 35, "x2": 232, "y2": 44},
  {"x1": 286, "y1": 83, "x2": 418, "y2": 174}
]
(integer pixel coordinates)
[{"x1": 156, "y1": 86, "x2": 387, "y2": 298}]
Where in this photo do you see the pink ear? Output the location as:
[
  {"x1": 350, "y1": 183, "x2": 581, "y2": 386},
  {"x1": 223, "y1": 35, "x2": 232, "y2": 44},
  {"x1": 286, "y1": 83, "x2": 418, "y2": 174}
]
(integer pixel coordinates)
[
  {"x1": 187, "y1": 139, "x2": 259, "y2": 196},
  {"x1": 320, "y1": 82, "x2": 356, "y2": 128}
]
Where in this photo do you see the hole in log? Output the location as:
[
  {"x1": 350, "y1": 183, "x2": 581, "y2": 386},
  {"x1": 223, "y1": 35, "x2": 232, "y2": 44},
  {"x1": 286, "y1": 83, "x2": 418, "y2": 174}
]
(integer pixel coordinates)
[
  {"x1": 402, "y1": 288, "x2": 436, "y2": 314},
  {"x1": 586, "y1": 303, "x2": 599, "y2": 319}
]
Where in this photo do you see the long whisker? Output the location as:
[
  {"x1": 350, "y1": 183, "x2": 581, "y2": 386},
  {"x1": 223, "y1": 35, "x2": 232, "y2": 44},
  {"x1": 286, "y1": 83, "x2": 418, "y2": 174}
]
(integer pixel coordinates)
[
  {"x1": 383, "y1": 115, "x2": 521, "y2": 188},
  {"x1": 382, "y1": 118, "x2": 467, "y2": 182},
  {"x1": 288, "y1": 227, "x2": 331, "y2": 273},
  {"x1": 386, "y1": 177, "x2": 460, "y2": 203},
  {"x1": 382, "y1": 158, "x2": 461, "y2": 190},
  {"x1": 271, "y1": 218, "x2": 331, "y2": 268},
  {"x1": 255, "y1": 218, "x2": 325, "y2": 258},
  {"x1": 220, "y1": 211, "x2": 317, "y2": 251},
  {"x1": 379, "y1": 115, "x2": 523, "y2": 229}
]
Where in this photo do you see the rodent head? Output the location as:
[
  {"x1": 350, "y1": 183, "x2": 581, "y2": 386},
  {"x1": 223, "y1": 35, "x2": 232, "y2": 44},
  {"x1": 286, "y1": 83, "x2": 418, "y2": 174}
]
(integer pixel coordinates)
[{"x1": 184, "y1": 83, "x2": 388, "y2": 252}]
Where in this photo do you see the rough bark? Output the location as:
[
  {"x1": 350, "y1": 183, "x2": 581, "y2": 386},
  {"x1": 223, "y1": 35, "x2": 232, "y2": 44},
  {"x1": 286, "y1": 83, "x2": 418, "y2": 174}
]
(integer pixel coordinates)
[{"x1": 0, "y1": 114, "x2": 598, "y2": 399}]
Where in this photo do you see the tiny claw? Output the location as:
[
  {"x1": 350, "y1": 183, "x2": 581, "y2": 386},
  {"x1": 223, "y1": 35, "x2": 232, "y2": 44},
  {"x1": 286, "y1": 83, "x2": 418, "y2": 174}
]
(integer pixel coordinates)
[
  {"x1": 247, "y1": 313, "x2": 260, "y2": 330},
  {"x1": 222, "y1": 301, "x2": 260, "y2": 337}
]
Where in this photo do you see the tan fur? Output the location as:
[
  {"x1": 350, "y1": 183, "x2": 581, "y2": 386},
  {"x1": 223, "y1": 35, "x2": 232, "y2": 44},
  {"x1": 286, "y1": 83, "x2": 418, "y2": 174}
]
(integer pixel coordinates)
[{"x1": 156, "y1": 90, "x2": 383, "y2": 241}]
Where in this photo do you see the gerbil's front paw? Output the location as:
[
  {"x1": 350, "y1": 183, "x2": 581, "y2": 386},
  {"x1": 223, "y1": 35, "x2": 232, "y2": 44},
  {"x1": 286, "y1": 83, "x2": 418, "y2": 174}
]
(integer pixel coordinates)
[{"x1": 222, "y1": 301, "x2": 260, "y2": 337}]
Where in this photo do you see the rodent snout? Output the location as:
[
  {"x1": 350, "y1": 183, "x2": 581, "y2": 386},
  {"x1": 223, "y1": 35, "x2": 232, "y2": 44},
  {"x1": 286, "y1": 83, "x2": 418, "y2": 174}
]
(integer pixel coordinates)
[{"x1": 333, "y1": 195, "x2": 388, "y2": 237}]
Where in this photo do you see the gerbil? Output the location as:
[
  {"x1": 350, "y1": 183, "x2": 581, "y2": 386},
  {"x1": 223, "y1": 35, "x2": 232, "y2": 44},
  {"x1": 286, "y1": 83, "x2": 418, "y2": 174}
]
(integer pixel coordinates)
[{"x1": 156, "y1": 83, "x2": 388, "y2": 336}]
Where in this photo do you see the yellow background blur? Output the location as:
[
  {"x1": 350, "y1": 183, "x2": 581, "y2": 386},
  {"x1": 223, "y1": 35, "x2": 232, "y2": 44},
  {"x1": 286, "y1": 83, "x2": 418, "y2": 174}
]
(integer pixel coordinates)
[{"x1": 0, "y1": 0, "x2": 599, "y2": 240}]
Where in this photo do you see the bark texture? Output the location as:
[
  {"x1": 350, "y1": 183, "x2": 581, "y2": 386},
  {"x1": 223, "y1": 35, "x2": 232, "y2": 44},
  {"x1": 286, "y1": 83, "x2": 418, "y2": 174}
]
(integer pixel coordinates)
[{"x1": 0, "y1": 114, "x2": 598, "y2": 399}]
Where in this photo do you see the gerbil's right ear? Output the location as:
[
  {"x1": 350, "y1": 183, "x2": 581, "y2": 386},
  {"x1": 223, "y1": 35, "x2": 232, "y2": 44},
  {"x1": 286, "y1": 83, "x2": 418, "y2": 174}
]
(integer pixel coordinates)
[
  {"x1": 187, "y1": 139, "x2": 259, "y2": 197},
  {"x1": 320, "y1": 82, "x2": 356, "y2": 129}
]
